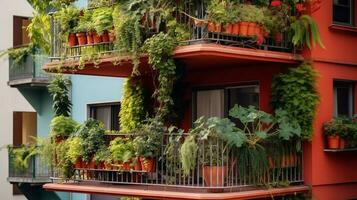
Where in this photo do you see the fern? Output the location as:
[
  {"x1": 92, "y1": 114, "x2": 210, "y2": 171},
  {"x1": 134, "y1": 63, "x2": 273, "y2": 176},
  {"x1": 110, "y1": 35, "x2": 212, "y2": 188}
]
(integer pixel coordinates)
[
  {"x1": 180, "y1": 135, "x2": 198, "y2": 176},
  {"x1": 291, "y1": 15, "x2": 324, "y2": 49}
]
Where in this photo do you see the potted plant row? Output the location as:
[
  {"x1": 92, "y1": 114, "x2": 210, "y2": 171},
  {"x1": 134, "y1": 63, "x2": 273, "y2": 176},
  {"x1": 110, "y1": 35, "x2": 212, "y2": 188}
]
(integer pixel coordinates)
[{"x1": 324, "y1": 117, "x2": 357, "y2": 149}]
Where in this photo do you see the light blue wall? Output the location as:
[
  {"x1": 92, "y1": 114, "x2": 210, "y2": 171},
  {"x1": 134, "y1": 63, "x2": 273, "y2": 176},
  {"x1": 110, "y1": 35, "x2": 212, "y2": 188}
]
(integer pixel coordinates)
[{"x1": 71, "y1": 75, "x2": 124, "y2": 123}]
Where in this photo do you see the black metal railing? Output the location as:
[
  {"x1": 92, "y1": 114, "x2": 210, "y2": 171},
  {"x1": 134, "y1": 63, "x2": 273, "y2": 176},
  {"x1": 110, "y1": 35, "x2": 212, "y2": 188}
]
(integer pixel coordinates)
[
  {"x1": 9, "y1": 48, "x2": 50, "y2": 82},
  {"x1": 52, "y1": 134, "x2": 303, "y2": 191},
  {"x1": 8, "y1": 146, "x2": 52, "y2": 183}
]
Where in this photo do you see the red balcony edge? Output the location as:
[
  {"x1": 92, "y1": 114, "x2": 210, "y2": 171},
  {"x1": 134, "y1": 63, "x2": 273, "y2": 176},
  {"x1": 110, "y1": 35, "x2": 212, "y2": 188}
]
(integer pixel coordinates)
[
  {"x1": 43, "y1": 183, "x2": 309, "y2": 200},
  {"x1": 43, "y1": 44, "x2": 303, "y2": 78}
]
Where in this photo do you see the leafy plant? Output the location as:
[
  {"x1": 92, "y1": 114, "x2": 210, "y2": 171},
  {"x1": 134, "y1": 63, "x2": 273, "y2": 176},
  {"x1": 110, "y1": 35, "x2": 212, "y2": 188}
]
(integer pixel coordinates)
[
  {"x1": 119, "y1": 78, "x2": 147, "y2": 133},
  {"x1": 48, "y1": 74, "x2": 72, "y2": 117},
  {"x1": 109, "y1": 138, "x2": 135, "y2": 163},
  {"x1": 8, "y1": 145, "x2": 39, "y2": 170},
  {"x1": 67, "y1": 136, "x2": 83, "y2": 163},
  {"x1": 27, "y1": 14, "x2": 51, "y2": 54},
  {"x1": 92, "y1": 7, "x2": 114, "y2": 35},
  {"x1": 50, "y1": 115, "x2": 78, "y2": 139},
  {"x1": 75, "y1": 119, "x2": 106, "y2": 163},
  {"x1": 75, "y1": 10, "x2": 94, "y2": 33},
  {"x1": 290, "y1": 15, "x2": 324, "y2": 49},
  {"x1": 55, "y1": 140, "x2": 75, "y2": 179},
  {"x1": 271, "y1": 62, "x2": 319, "y2": 140},
  {"x1": 93, "y1": 146, "x2": 112, "y2": 164},
  {"x1": 54, "y1": 6, "x2": 80, "y2": 42}
]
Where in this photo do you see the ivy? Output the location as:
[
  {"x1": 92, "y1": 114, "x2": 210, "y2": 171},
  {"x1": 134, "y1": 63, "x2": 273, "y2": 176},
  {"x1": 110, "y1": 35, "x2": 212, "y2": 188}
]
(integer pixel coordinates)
[
  {"x1": 119, "y1": 78, "x2": 147, "y2": 133},
  {"x1": 271, "y1": 62, "x2": 319, "y2": 140}
]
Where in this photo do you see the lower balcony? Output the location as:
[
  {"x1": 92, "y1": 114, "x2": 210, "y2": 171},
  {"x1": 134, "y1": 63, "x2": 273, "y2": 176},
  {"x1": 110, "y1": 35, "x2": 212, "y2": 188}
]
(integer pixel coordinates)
[
  {"x1": 9, "y1": 49, "x2": 51, "y2": 87},
  {"x1": 44, "y1": 134, "x2": 308, "y2": 199},
  {"x1": 7, "y1": 146, "x2": 52, "y2": 184}
]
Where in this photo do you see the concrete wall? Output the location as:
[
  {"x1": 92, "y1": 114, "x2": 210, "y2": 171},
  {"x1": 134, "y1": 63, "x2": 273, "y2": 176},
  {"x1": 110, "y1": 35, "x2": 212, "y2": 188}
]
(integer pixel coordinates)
[{"x1": 0, "y1": 1, "x2": 35, "y2": 200}]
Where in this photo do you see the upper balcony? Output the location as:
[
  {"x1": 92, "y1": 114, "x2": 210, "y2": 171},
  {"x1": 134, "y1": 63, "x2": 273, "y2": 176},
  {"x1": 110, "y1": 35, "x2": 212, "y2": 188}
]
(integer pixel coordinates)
[
  {"x1": 7, "y1": 146, "x2": 52, "y2": 184},
  {"x1": 8, "y1": 48, "x2": 51, "y2": 87},
  {"x1": 43, "y1": 1, "x2": 304, "y2": 77}
]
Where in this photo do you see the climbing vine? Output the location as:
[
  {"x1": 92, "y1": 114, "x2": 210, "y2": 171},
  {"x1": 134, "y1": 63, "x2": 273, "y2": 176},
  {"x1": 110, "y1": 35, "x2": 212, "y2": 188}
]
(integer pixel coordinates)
[{"x1": 271, "y1": 62, "x2": 319, "y2": 140}]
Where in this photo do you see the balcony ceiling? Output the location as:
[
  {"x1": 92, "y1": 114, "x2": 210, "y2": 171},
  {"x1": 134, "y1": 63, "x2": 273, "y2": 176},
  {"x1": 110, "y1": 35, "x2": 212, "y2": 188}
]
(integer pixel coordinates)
[
  {"x1": 43, "y1": 183, "x2": 309, "y2": 200},
  {"x1": 43, "y1": 44, "x2": 304, "y2": 78}
]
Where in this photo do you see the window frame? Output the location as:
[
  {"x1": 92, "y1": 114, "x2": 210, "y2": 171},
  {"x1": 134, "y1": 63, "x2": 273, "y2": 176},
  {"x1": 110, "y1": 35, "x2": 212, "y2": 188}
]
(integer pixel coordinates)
[
  {"x1": 87, "y1": 102, "x2": 121, "y2": 130},
  {"x1": 332, "y1": 0, "x2": 355, "y2": 27},
  {"x1": 333, "y1": 80, "x2": 355, "y2": 118},
  {"x1": 192, "y1": 83, "x2": 260, "y2": 126}
]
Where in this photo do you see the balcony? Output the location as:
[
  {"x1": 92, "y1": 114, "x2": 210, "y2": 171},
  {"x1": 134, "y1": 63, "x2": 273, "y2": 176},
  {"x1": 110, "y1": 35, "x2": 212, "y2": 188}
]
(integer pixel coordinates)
[
  {"x1": 7, "y1": 146, "x2": 52, "y2": 184},
  {"x1": 44, "y1": 134, "x2": 307, "y2": 199},
  {"x1": 9, "y1": 48, "x2": 51, "y2": 87},
  {"x1": 43, "y1": 1, "x2": 303, "y2": 77}
]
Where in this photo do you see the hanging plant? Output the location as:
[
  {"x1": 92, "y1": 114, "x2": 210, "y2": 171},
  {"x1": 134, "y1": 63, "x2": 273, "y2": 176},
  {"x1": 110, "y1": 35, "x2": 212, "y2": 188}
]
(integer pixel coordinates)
[{"x1": 290, "y1": 15, "x2": 324, "y2": 49}]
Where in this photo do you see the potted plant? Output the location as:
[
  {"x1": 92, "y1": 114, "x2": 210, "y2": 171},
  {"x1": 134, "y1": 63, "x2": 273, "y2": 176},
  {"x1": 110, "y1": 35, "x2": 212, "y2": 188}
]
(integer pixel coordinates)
[
  {"x1": 50, "y1": 116, "x2": 78, "y2": 143},
  {"x1": 206, "y1": 0, "x2": 229, "y2": 33},
  {"x1": 93, "y1": 146, "x2": 112, "y2": 169},
  {"x1": 75, "y1": 10, "x2": 94, "y2": 46},
  {"x1": 109, "y1": 137, "x2": 135, "y2": 171},
  {"x1": 54, "y1": 6, "x2": 80, "y2": 47},
  {"x1": 67, "y1": 136, "x2": 83, "y2": 168},
  {"x1": 92, "y1": 7, "x2": 113, "y2": 43},
  {"x1": 323, "y1": 118, "x2": 345, "y2": 149}
]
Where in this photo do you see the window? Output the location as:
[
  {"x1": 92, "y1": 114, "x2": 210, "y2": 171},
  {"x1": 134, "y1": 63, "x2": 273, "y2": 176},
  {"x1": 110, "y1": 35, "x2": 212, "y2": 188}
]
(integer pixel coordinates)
[
  {"x1": 194, "y1": 85, "x2": 259, "y2": 120},
  {"x1": 88, "y1": 103, "x2": 120, "y2": 130},
  {"x1": 13, "y1": 16, "x2": 31, "y2": 47},
  {"x1": 333, "y1": 0, "x2": 354, "y2": 26},
  {"x1": 334, "y1": 81, "x2": 354, "y2": 118}
]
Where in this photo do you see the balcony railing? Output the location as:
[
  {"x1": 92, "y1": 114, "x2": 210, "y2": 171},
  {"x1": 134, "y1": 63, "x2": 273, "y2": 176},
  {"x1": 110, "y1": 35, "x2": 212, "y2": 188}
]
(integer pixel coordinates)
[
  {"x1": 49, "y1": 2, "x2": 296, "y2": 63},
  {"x1": 8, "y1": 146, "x2": 52, "y2": 183},
  {"x1": 51, "y1": 134, "x2": 303, "y2": 192},
  {"x1": 9, "y1": 48, "x2": 50, "y2": 86}
]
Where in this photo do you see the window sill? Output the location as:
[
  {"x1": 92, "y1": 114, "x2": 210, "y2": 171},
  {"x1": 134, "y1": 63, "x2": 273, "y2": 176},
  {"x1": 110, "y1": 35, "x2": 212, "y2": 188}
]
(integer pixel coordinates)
[{"x1": 329, "y1": 24, "x2": 357, "y2": 33}]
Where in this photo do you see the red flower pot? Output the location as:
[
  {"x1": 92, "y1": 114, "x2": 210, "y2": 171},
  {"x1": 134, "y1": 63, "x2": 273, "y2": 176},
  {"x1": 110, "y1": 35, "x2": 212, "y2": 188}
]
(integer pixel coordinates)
[
  {"x1": 247, "y1": 22, "x2": 256, "y2": 37},
  {"x1": 139, "y1": 157, "x2": 155, "y2": 172},
  {"x1": 133, "y1": 158, "x2": 142, "y2": 171},
  {"x1": 202, "y1": 166, "x2": 227, "y2": 187},
  {"x1": 75, "y1": 158, "x2": 82, "y2": 168},
  {"x1": 327, "y1": 135, "x2": 340, "y2": 149},
  {"x1": 87, "y1": 32, "x2": 94, "y2": 44},
  {"x1": 93, "y1": 32, "x2": 102, "y2": 44},
  {"x1": 232, "y1": 23, "x2": 240, "y2": 35},
  {"x1": 224, "y1": 24, "x2": 234, "y2": 34},
  {"x1": 101, "y1": 31, "x2": 110, "y2": 42},
  {"x1": 239, "y1": 22, "x2": 249, "y2": 36},
  {"x1": 76, "y1": 32, "x2": 87, "y2": 46},
  {"x1": 122, "y1": 162, "x2": 131, "y2": 171},
  {"x1": 207, "y1": 22, "x2": 216, "y2": 32},
  {"x1": 68, "y1": 33, "x2": 77, "y2": 47}
]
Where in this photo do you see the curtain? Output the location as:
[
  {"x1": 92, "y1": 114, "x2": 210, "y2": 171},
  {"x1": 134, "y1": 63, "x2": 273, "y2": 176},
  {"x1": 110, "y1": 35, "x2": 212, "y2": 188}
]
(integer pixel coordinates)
[{"x1": 196, "y1": 89, "x2": 224, "y2": 119}]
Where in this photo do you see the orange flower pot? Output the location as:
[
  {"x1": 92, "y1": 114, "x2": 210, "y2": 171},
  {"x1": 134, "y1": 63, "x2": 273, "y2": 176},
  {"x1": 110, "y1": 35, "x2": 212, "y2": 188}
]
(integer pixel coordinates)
[
  {"x1": 139, "y1": 157, "x2": 155, "y2": 172},
  {"x1": 76, "y1": 32, "x2": 87, "y2": 46},
  {"x1": 75, "y1": 158, "x2": 82, "y2": 168},
  {"x1": 93, "y1": 32, "x2": 102, "y2": 44},
  {"x1": 247, "y1": 22, "x2": 256, "y2": 36},
  {"x1": 87, "y1": 32, "x2": 94, "y2": 44},
  {"x1": 122, "y1": 162, "x2": 131, "y2": 171},
  {"x1": 207, "y1": 22, "x2": 216, "y2": 32},
  {"x1": 101, "y1": 31, "x2": 110, "y2": 42},
  {"x1": 68, "y1": 33, "x2": 77, "y2": 47},
  {"x1": 133, "y1": 158, "x2": 142, "y2": 171},
  {"x1": 232, "y1": 23, "x2": 240, "y2": 35},
  {"x1": 203, "y1": 166, "x2": 227, "y2": 187},
  {"x1": 239, "y1": 22, "x2": 249, "y2": 36},
  {"x1": 254, "y1": 25, "x2": 262, "y2": 36},
  {"x1": 327, "y1": 135, "x2": 340, "y2": 149},
  {"x1": 224, "y1": 24, "x2": 234, "y2": 34}
]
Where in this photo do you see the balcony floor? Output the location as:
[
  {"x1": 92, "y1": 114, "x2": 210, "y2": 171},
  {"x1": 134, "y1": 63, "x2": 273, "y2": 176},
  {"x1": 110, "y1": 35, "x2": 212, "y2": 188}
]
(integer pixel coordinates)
[
  {"x1": 43, "y1": 44, "x2": 303, "y2": 78},
  {"x1": 43, "y1": 182, "x2": 309, "y2": 199}
]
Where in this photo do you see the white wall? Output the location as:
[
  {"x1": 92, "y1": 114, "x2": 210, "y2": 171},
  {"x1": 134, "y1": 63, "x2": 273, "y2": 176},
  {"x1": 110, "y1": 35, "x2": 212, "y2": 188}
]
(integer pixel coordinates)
[{"x1": 0, "y1": 0, "x2": 35, "y2": 199}]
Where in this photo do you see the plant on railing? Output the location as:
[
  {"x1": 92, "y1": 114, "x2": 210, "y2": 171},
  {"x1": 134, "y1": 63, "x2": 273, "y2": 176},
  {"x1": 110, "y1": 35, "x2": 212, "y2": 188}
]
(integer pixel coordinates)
[
  {"x1": 54, "y1": 6, "x2": 80, "y2": 47},
  {"x1": 67, "y1": 136, "x2": 84, "y2": 165},
  {"x1": 93, "y1": 146, "x2": 112, "y2": 168},
  {"x1": 93, "y1": 7, "x2": 114, "y2": 43},
  {"x1": 119, "y1": 78, "x2": 148, "y2": 133},
  {"x1": 323, "y1": 117, "x2": 357, "y2": 149},
  {"x1": 27, "y1": 14, "x2": 51, "y2": 54},
  {"x1": 271, "y1": 62, "x2": 319, "y2": 140},
  {"x1": 48, "y1": 74, "x2": 72, "y2": 117},
  {"x1": 50, "y1": 115, "x2": 78, "y2": 141},
  {"x1": 109, "y1": 137, "x2": 135, "y2": 170},
  {"x1": 8, "y1": 145, "x2": 39, "y2": 171},
  {"x1": 55, "y1": 140, "x2": 75, "y2": 179}
]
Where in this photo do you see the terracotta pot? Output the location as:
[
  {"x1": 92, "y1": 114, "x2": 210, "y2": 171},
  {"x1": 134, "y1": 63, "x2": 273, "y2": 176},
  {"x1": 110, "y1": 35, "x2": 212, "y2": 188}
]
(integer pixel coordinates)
[
  {"x1": 207, "y1": 22, "x2": 216, "y2": 32},
  {"x1": 254, "y1": 25, "x2": 262, "y2": 36},
  {"x1": 81, "y1": 160, "x2": 88, "y2": 168},
  {"x1": 122, "y1": 162, "x2": 131, "y2": 171},
  {"x1": 275, "y1": 32, "x2": 283, "y2": 44},
  {"x1": 68, "y1": 33, "x2": 77, "y2": 47},
  {"x1": 239, "y1": 22, "x2": 249, "y2": 36},
  {"x1": 215, "y1": 23, "x2": 222, "y2": 32},
  {"x1": 101, "y1": 31, "x2": 110, "y2": 42},
  {"x1": 133, "y1": 158, "x2": 142, "y2": 171},
  {"x1": 76, "y1": 32, "x2": 87, "y2": 46},
  {"x1": 247, "y1": 22, "x2": 256, "y2": 36},
  {"x1": 89, "y1": 159, "x2": 95, "y2": 169},
  {"x1": 224, "y1": 24, "x2": 234, "y2": 34},
  {"x1": 104, "y1": 162, "x2": 112, "y2": 170},
  {"x1": 93, "y1": 32, "x2": 102, "y2": 44},
  {"x1": 75, "y1": 158, "x2": 82, "y2": 168},
  {"x1": 203, "y1": 166, "x2": 227, "y2": 187},
  {"x1": 327, "y1": 135, "x2": 340, "y2": 149},
  {"x1": 232, "y1": 23, "x2": 240, "y2": 35},
  {"x1": 139, "y1": 157, "x2": 155, "y2": 172},
  {"x1": 340, "y1": 138, "x2": 347, "y2": 149},
  {"x1": 87, "y1": 32, "x2": 94, "y2": 44}
]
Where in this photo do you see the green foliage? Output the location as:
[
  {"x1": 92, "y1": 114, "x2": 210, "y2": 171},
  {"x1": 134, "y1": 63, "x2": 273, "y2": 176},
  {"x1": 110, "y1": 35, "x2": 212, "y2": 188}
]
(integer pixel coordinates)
[
  {"x1": 55, "y1": 141, "x2": 75, "y2": 179},
  {"x1": 9, "y1": 145, "x2": 39, "y2": 170},
  {"x1": 237, "y1": 4, "x2": 264, "y2": 24},
  {"x1": 54, "y1": 6, "x2": 80, "y2": 41},
  {"x1": 76, "y1": 10, "x2": 94, "y2": 33},
  {"x1": 75, "y1": 119, "x2": 106, "y2": 163},
  {"x1": 67, "y1": 136, "x2": 83, "y2": 163},
  {"x1": 271, "y1": 62, "x2": 319, "y2": 140},
  {"x1": 93, "y1": 7, "x2": 114, "y2": 35},
  {"x1": 143, "y1": 33, "x2": 177, "y2": 119},
  {"x1": 180, "y1": 135, "x2": 198, "y2": 176},
  {"x1": 27, "y1": 14, "x2": 51, "y2": 54},
  {"x1": 93, "y1": 146, "x2": 112, "y2": 164},
  {"x1": 48, "y1": 75, "x2": 72, "y2": 117},
  {"x1": 291, "y1": 15, "x2": 324, "y2": 49},
  {"x1": 119, "y1": 78, "x2": 147, "y2": 133},
  {"x1": 50, "y1": 115, "x2": 78, "y2": 138},
  {"x1": 133, "y1": 118, "x2": 163, "y2": 158},
  {"x1": 5, "y1": 46, "x2": 34, "y2": 66},
  {"x1": 109, "y1": 138, "x2": 135, "y2": 162}
]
